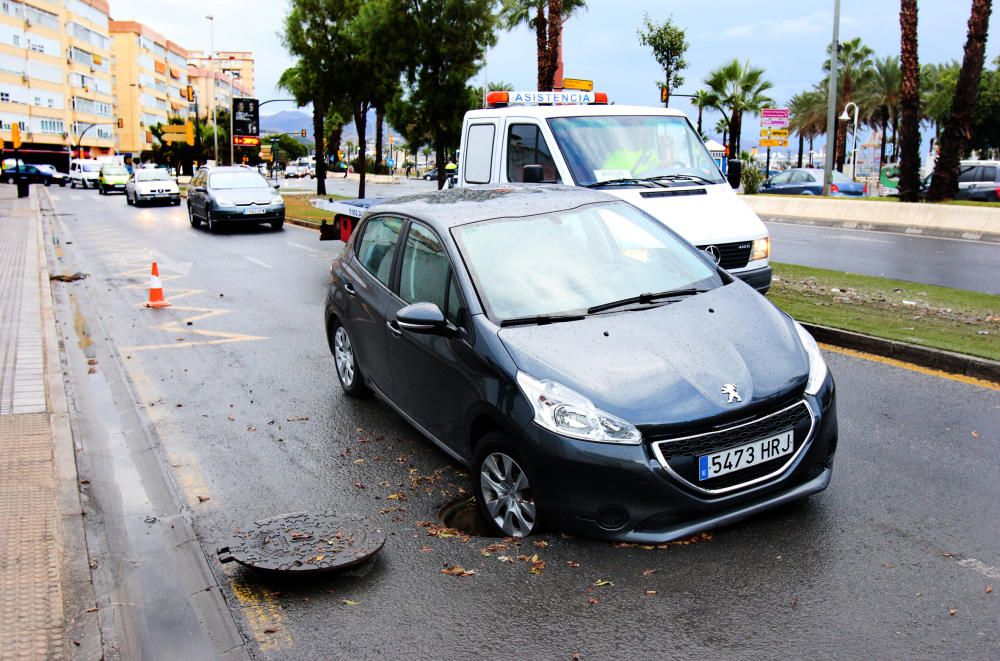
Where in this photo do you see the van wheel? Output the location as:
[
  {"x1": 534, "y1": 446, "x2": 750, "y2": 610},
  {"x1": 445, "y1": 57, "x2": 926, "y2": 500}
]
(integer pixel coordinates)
[
  {"x1": 126, "y1": 192, "x2": 134, "y2": 205},
  {"x1": 473, "y1": 434, "x2": 539, "y2": 538}
]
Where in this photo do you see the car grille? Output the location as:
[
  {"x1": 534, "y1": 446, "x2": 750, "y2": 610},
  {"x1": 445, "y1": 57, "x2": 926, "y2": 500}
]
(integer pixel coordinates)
[
  {"x1": 650, "y1": 400, "x2": 814, "y2": 494},
  {"x1": 695, "y1": 241, "x2": 752, "y2": 270}
]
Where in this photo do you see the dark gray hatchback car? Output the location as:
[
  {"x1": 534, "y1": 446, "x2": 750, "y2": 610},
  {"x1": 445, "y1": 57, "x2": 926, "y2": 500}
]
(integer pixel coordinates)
[
  {"x1": 325, "y1": 185, "x2": 837, "y2": 542},
  {"x1": 186, "y1": 166, "x2": 285, "y2": 233}
]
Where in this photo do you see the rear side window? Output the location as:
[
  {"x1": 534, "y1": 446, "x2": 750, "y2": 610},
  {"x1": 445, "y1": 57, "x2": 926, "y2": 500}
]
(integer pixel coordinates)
[
  {"x1": 357, "y1": 216, "x2": 404, "y2": 287},
  {"x1": 771, "y1": 171, "x2": 792, "y2": 184},
  {"x1": 399, "y1": 223, "x2": 449, "y2": 311},
  {"x1": 789, "y1": 171, "x2": 811, "y2": 184},
  {"x1": 958, "y1": 165, "x2": 979, "y2": 183},
  {"x1": 506, "y1": 124, "x2": 560, "y2": 183},
  {"x1": 464, "y1": 124, "x2": 495, "y2": 184},
  {"x1": 979, "y1": 166, "x2": 997, "y2": 182}
]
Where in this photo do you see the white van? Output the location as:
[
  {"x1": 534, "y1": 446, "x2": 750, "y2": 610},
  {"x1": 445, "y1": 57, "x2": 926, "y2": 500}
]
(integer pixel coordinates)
[
  {"x1": 457, "y1": 93, "x2": 771, "y2": 292},
  {"x1": 69, "y1": 159, "x2": 102, "y2": 189}
]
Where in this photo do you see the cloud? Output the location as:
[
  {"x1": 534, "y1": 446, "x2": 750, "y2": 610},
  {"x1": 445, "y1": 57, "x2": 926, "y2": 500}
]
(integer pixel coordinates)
[{"x1": 714, "y1": 11, "x2": 834, "y2": 41}]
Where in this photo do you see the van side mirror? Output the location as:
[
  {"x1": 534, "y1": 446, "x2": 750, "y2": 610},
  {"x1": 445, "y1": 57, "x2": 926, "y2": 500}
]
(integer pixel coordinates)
[
  {"x1": 727, "y1": 160, "x2": 742, "y2": 189},
  {"x1": 522, "y1": 164, "x2": 544, "y2": 183}
]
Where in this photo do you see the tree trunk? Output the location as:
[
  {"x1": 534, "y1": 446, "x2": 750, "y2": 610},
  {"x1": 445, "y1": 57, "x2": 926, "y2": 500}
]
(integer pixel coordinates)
[
  {"x1": 313, "y1": 102, "x2": 327, "y2": 196},
  {"x1": 797, "y1": 132, "x2": 804, "y2": 167},
  {"x1": 696, "y1": 107, "x2": 703, "y2": 135},
  {"x1": 836, "y1": 75, "x2": 852, "y2": 171},
  {"x1": 898, "y1": 1, "x2": 921, "y2": 201},
  {"x1": 728, "y1": 111, "x2": 741, "y2": 160},
  {"x1": 353, "y1": 105, "x2": 368, "y2": 199},
  {"x1": 543, "y1": 0, "x2": 563, "y2": 92},
  {"x1": 928, "y1": 0, "x2": 992, "y2": 201},
  {"x1": 535, "y1": 5, "x2": 548, "y2": 91},
  {"x1": 435, "y1": 141, "x2": 446, "y2": 190},
  {"x1": 879, "y1": 108, "x2": 888, "y2": 167},
  {"x1": 892, "y1": 112, "x2": 900, "y2": 160},
  {"x1": 809, "y1": 136, "x2": 814, "y2": 166},
  {"x1": 375, "y1": 107, "x2": 385, "y2": 168},
  {"x1": 328, "y1": 124, "x2": 343, "y2": 166}
]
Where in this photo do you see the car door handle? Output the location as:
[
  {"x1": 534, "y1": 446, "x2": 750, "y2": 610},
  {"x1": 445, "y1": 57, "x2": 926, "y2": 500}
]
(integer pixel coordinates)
[
  {"x1": 343, "y1": 282, "x2": 356, "y2": 295},
  {"x1": 386, "y1": 320, "x2": 402, "y2": 337}
]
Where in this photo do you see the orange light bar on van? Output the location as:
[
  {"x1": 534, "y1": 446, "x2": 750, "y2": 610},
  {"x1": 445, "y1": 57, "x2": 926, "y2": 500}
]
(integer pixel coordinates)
[
  {"x1": 592, "y1": 92, "x2": 608, "y2": 105},
  {"x1": 486, "y1": 91, "x2": 509, "y2": 107}
]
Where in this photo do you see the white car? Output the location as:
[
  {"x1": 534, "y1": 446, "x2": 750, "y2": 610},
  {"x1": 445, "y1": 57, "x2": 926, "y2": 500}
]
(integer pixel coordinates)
[
  {"x1": 69, "y1": 159, "x2": 101, "y2": 188},
  {"x1": 125, "y1": 168, "x2": 181, "y2": 206}
]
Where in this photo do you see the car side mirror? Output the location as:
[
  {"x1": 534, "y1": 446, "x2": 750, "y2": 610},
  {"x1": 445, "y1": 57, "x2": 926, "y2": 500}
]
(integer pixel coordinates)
[
  {"x1": 274, "y1": 184, "x2": 280, "y2": 190},
  {"x1": 727, "y1": 159, "x2": 742, "y2": 189},
  {"x1": 396, "y1": 302, "x2": 448, "y2": 334},
  {"x1": 193, "y1": 186, "x2": 206, "y2": 193},
  {"x1": 523, "y1": 164, "x2": 544, "y2": 183}
]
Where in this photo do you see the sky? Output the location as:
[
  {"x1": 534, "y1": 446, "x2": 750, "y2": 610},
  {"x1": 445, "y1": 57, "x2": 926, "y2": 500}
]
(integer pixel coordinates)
[{"x1": 112, "y1": 0, "x2": 1000, "y2": 157}]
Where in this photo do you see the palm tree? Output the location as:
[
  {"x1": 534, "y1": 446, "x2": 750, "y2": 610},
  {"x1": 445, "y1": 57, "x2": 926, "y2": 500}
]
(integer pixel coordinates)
[
  {"x1": 704, "y1": 59, "x2": 774, "y2": 160},
  {"x1": 789, "y1": 89, "x2": 826, "y2": 167},
  {"x1": 898, "y1": 0, "x2": 921, "y2": 201},
  {"x1": 823, "y1": 37, "x2": 875, "y2": 170},
  {"x1": 928, "y1": 0, "x2": 993, "y2": 201},
  {"x1": 714, "y1": 117, "x2": 729, "y2": 150},
  {"x1": 500, "y1": 0, "x2": 587, "y2": 90},
  {"x1": 488, "y1": 80, "x2": 515, "y2": 91},
  {"x1": 858, "y1": 55, "x2": 901, "y2": 167},
  {"x1": 278, "y1": 64, "x2": 327, "y2": 195},
  {"x1": 690, "y1": 89, "x2": 712, "y2": 136}
]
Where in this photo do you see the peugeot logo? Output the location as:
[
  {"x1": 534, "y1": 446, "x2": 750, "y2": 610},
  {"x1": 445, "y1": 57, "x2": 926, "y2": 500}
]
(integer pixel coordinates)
[
  {"x1": 704, "y1": 245, "x2": 722, "y2": 264},
  {"x1": 721, "y1": 384, "x2": 742, "y2": 403}
]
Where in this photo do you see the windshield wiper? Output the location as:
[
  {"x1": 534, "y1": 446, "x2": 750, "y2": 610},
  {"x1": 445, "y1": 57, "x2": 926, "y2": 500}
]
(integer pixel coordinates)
[
  {"x1": 587, "y1": 288, "x2": 707, "y2": 314},
  {"x1": 642, "y1": 174, "x2": 718, "y2": 185},
  {"x1": 500, "y1": 313, "x2": 587, "y2": 327},
  {"x1": 584, "y1": 178, "x2": 657, "y2": 189}
]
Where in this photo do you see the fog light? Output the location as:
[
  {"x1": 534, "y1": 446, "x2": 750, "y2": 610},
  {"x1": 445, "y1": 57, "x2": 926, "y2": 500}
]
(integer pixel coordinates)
[{"x1": 596, "y1": 505, "x2": 629, "y2": 530}]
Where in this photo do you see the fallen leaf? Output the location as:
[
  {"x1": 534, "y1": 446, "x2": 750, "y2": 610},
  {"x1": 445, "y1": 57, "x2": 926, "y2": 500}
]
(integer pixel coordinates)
[
  {"x1": 534, "y1": 540, "x2": 549, "y2": 548},
  {"x1": 353, "y1": 458, "x2": 365, "y2": 465},
  {"x1": 227, "y1": 416, "x2": 235, "y2": 421},
  {"x1": 594, "y1": 579, "x2": 613, "y2": 587},
  {"x1": 986, "y1": 585, "x2": 993, "y2": 594},
  {"x1": 565, "y1": 561, "x2": 580, "y2": 569},
  {"x1": 971, "y1": 431, "x2": 979, "y2": 438},
  {"x1": 342, "y1": 599, "x2": 359, "y2": 606},
  {"x1": 197, "y1": 495, "x2": 210, "y2": 503},
  {"x1": 497, "y1": 555, "x2": 514, "y2": 563},
  {"x1": 641, "y1": 568, "x2": 657, "y2": 576},
  {"x1": 644, "y1": 590, "x2": 657, "y2": 596},
  {"x1": 86, "y1": 607, "x2": 98, "y2": 613},
  {"x1": 263, "y1": 627, "x2": 278, "y2": 634},
  {"x1": 420, "y1": 546, "x2": 433, "y2": 553},
  {"x1": 440, "y1": 565, "x2": 476, "y2": 577},
  {"x1": 287, "y1": 416, "x2": 309, "y2": 421},
  {"x1": 587, "y1": 597, "x2": 600, "y2": 606},
  {"x1": 313, "y1": 555, "x2": 325, "y2": 562},
  {"x1": 246, "y1": 425, "x2": 256, "y2": 432},
  {"x1": 530, "y1": 559, "x2": 546, "y2": 575},
  {"x1": 790, "y1": 596, "x2": 799, "y2": 608},
  {"x1": 572, "y1": 653, "x2": 581, "y2": 661},
  {"x1": 940, "y1": 551, "x2": 956, "y2": 558},
  {"x1": 882, "y1": 562, "x2": 895, "y2": 569},
  {"x1": 353, "y1": 482, "x2": 366, "y2": 489},
  {"x1": 948, "y1": 608, "x2": 957, "y2": 616}
]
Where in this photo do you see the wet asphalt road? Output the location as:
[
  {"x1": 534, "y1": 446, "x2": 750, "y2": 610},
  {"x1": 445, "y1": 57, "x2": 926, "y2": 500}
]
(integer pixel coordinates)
[{"x1": 46, "y1": 188, "x2": 999, "y2": 659}]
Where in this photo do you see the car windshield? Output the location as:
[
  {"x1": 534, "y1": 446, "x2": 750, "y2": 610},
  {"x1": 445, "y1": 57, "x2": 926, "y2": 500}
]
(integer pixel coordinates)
[
  {"x1": 34, "y1": 164, "x2": 55, "y2": 173},
  {"x1": 830, "y1": 170, "x2": 853, "y2": 184},
  {"x1": 210, "y1": 171, "x2": 270, "y2": 189},
  {"x1": 453, "y1": 201, "x2": 721, "y2": 320},
  {"x1": 136, "y1": 169, "x2": 171, "y2": 181},
  {"x1": 103, "y1": 166, "x2": 128, "y2": 175},
  {"x1": 82, "y1": 163, "x2": 101, "y2": 172},
  {"x1": 547, "y1": 115, "x2": 726, "y2": 186}
]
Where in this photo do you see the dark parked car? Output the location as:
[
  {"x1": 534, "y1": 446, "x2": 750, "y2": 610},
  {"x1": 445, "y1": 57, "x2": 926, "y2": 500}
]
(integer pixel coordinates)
[
  {"x1": 186, "y1": 166, "x2": 285, "y2": 233},
  {"x1": 324, "y1": 185, "x2": 837, "y2": 542},
  {"x1": 0, "y1": 164, "x2": 59, "y2": 186},
  {"x1": 921, "y1": 160, "x2": 1000, "y2": 201},
  {"x1": 762, "y1": 168, "x2": 865, "y2": 196}
]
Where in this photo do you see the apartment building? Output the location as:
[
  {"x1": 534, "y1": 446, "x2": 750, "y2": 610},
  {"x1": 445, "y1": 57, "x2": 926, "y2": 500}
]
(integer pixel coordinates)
[
  {"x1": 188, "y1": 50, "x2": 254, "y2": 95},
  {"x1": 0, "y1": 0, "x2": 115, "y2": 167},
  {"x1": 109, "y1": 20, "x2": 190, "y2": 156},
  {"x1": 186, "y1": 64, "x2": 251, "y2": 120}
]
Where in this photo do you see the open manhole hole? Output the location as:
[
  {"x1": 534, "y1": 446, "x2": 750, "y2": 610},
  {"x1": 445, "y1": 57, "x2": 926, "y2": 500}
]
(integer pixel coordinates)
[
  {"x1": 438, "y1": 496, "x2": 498, "y2": 538},
  {"x1": 218, "y1": 512, "x2": 386, "y2": 574}
]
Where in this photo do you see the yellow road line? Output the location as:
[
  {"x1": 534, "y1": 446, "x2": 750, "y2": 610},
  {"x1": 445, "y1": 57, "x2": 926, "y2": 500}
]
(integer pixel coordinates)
[
  {"x1": 228, "y1": 581, "x2": 293, "y2": 652},
  {"x1": 820, "y1": 343, "x2": 1000, "y2": 392},
  {"x1": 122, "y1": 305, "x2": 266, "y2": 352}
]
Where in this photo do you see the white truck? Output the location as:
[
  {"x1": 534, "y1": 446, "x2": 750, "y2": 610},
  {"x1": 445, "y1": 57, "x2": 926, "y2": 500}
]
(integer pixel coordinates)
[{"x1": 455, "y1": 91, "x2": 771, "y2": 293}]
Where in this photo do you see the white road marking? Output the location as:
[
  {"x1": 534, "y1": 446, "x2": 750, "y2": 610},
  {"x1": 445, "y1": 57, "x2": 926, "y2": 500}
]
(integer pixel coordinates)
[
  {"x1": 70, "y1": 195, "x2": 82, "y2": 201},
  {"x1": 244, "y1": 256, "x2": 272, "y2": 269},
  {"x1": 49, "y1": 195, "x2": 61, "y2": 201},
  {"x1": 957, "y1": 558, "x2": 1000, "y2": 579},
  {"x1": 286, "y1": 241, "x2": 313, "y2": 251}
]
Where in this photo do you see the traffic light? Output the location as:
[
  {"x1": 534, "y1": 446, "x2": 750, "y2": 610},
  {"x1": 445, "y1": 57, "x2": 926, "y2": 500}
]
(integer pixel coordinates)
[
  {"x1": 11, "y1": 123, "x2": 22, "y2": 149},
  {"x1": 389, "y1": 135, "x2": 394, "y2": 145},
  {"x1": 300, "y1": 128, "x2": 307, "y2": 137},
  {"x1": 185, "y1": 121, "x2": 195, "y2": 146},
  {"x1": 117, "y1": 117, "x2": 124, "y2": 129},
  {"x1": 185, "y1": 85, "x2": 194, "y2": 102},
  {"x1": 660, "y1": 87, "x2": 668, "y2": 104}
]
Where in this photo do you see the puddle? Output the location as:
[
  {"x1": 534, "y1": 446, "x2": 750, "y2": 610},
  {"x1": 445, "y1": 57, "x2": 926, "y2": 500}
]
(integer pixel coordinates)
[{"x1": 437, "y1": 496, "x2": 497, "y2": 538}]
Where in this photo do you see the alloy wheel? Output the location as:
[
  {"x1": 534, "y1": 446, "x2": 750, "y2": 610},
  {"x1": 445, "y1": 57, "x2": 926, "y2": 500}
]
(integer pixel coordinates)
[
  {"x1": 479, "y1": 452, "x2": 536, "y2": 537},
  {"x1": 333, "y1": 326, "x2": 355, "y2": 387}
]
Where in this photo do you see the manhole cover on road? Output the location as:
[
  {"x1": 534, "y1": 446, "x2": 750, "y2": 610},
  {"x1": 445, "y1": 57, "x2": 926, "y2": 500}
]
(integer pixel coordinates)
[{"x1": 217, "y1": 512, "x2": 386, "y2": 574}]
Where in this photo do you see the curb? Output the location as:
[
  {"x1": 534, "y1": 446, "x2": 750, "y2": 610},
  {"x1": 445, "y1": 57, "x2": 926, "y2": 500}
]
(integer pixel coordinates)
[
  {"x1": 760, "y1": 215, "x2": 1000, "y2": 243},
  {"x1": 802, "y1": 322, "x2": 1000, "y2": 383},
  {"x1": 286, "y1": 217, "x2": 321, "y2": 230}
]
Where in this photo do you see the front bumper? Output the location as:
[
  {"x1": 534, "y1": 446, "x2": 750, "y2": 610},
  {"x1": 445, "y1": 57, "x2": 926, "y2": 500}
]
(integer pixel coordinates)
[
  {"x1": 515, "y1": 373, "x2": 837, "y2": 543},
  {"x1": 211, "y1": 206, "x2": 285, "y2": 223},
  {"x1": 138, "y1": 192, "x2": 180, "y2": 203},
  {"x1": 733, "y1": 265, "x2": 772, "y2": 294}
]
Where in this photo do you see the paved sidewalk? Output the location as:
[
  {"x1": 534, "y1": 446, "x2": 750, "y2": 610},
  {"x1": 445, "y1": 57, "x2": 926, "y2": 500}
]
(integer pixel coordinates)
[{"x1": 0, "y1": 185, "x2": 87, "y2": 658}]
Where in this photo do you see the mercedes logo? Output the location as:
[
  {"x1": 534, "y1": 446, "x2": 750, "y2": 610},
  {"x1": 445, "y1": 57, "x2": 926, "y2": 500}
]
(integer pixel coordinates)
[{"x1": 704, "y1": 245, "x2": 722, "y2": 264}]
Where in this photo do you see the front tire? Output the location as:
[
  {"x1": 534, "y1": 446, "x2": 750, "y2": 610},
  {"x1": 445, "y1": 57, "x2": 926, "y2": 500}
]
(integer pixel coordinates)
[
  {"x1": 126, "y1": 192, "x2": 134, "y2": 205},
  {"x1": 270, "y1": 220, "x2": 284, "y2": 231},
  {"x1": 473, "y1": 435, "x2": 539, "y2": 538},
  {"x1": 188, "y1": 204, "x2": 200, "y2": 227},
  {"x1": 331, "y1": 321, "x2": 369, "y2": 397},
  {"x1": 207, "y1": 211, "x2": 220, "y2": 234}
]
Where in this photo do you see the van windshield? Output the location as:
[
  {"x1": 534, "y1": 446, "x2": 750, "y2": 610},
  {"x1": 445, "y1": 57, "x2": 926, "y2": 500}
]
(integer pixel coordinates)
[
  {"x1": 82, "y1": 163, "x2": 101, "y2": 172},
  {"x1": 547, "y1": 115, "x2": 726, "y2": 186}
]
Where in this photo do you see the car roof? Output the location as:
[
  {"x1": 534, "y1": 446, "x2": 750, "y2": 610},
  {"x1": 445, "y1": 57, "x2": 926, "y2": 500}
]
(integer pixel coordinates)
[
  {"x1": 465, "y1": 104, "x2": 688, "y2": 121},
  {"x1": 368, "y1": 184, "x2": 618, "y2": 230}
]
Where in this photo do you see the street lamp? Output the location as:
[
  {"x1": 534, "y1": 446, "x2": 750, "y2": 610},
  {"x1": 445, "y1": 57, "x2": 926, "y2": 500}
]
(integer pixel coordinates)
[
  {"x1": 206, "y1": 15, "x2": 218, "y2": 164},
  {"x1": 822, "y1": 0, "x2": 841, "y2": 196},
  {"x1": 839, "y1": 100, "x2": 860, "y2": 180}
]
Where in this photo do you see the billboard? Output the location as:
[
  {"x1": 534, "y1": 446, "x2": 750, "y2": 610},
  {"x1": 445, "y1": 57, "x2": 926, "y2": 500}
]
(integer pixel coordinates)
[{"x1": 232, "y1": 97, "x2": 259, "y2": 138}]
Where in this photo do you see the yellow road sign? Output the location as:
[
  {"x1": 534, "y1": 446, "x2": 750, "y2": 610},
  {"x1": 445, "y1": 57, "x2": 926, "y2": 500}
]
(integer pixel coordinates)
[
  {"x1": 760, "y1": 139, "x2": 788, "y2": 148},
  {"x1": 760, "y1": 129, "x2": 790, "y2": 138},
  {"x1": 562, "y1": 78, "x2": 594, "y2": 92},
  {"x1": 11, "y1": 123, "x2": 22, "y2": 149},
  {"x1": 161, "y1": 122, "x2": 195, "y2": 146}
]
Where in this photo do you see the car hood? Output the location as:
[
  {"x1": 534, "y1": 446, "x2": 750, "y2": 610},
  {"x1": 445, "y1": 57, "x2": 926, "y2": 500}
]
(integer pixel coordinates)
[
  {"x1": 136, "y1": 180, "x2": 178, "y2": 193},
  {"x1": 103, "y1": 174, "x2": 129, "y2": 183},
  {"x1": 603, "y1": 184, "x2": 766, "y2": 246},
  {"x1": 213, "y1": 188, "x2": 276, "y2": 205},
  {"x1": 496, "y1": 283, "x2": 808, "y2": 427}
]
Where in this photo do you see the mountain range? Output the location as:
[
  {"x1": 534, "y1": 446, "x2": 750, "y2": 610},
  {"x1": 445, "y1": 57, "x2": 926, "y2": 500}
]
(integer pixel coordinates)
[{"x1": 261, "y1": 109, "x2": 382, "y2": 144}]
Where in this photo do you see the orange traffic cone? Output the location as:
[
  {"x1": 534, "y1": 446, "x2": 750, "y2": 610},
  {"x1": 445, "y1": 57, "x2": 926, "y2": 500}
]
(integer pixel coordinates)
[{"x1": 145, "y1": 261, "x2": 171, "y2": 308}]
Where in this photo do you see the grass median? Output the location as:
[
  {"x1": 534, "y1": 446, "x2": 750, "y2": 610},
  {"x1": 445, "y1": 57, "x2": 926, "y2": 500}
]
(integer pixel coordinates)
[
  {"x1": 770, "y1": 263, "x2": 1000, "y2": 361},
  {"x1": 283, "y1": 194, "x2": 348, "y2": 225}
]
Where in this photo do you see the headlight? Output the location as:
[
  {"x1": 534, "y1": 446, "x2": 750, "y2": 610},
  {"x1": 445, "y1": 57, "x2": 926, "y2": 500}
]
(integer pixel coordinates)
[
  {"x1": 751, "y1": 237, "x2": 770, "y2": 261},
  {"x1": 271, "y1": 194, "x2": 283, "y2": 205},
  {"x1": 794, "y1": 322, "x2": 828, "y2": 395},
  {"x1": 516, "y1": 372, "x2": 641, "y2": 444},
  {"x1": 215, "y1": 198, "x2": 234, "y2": 207}
]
